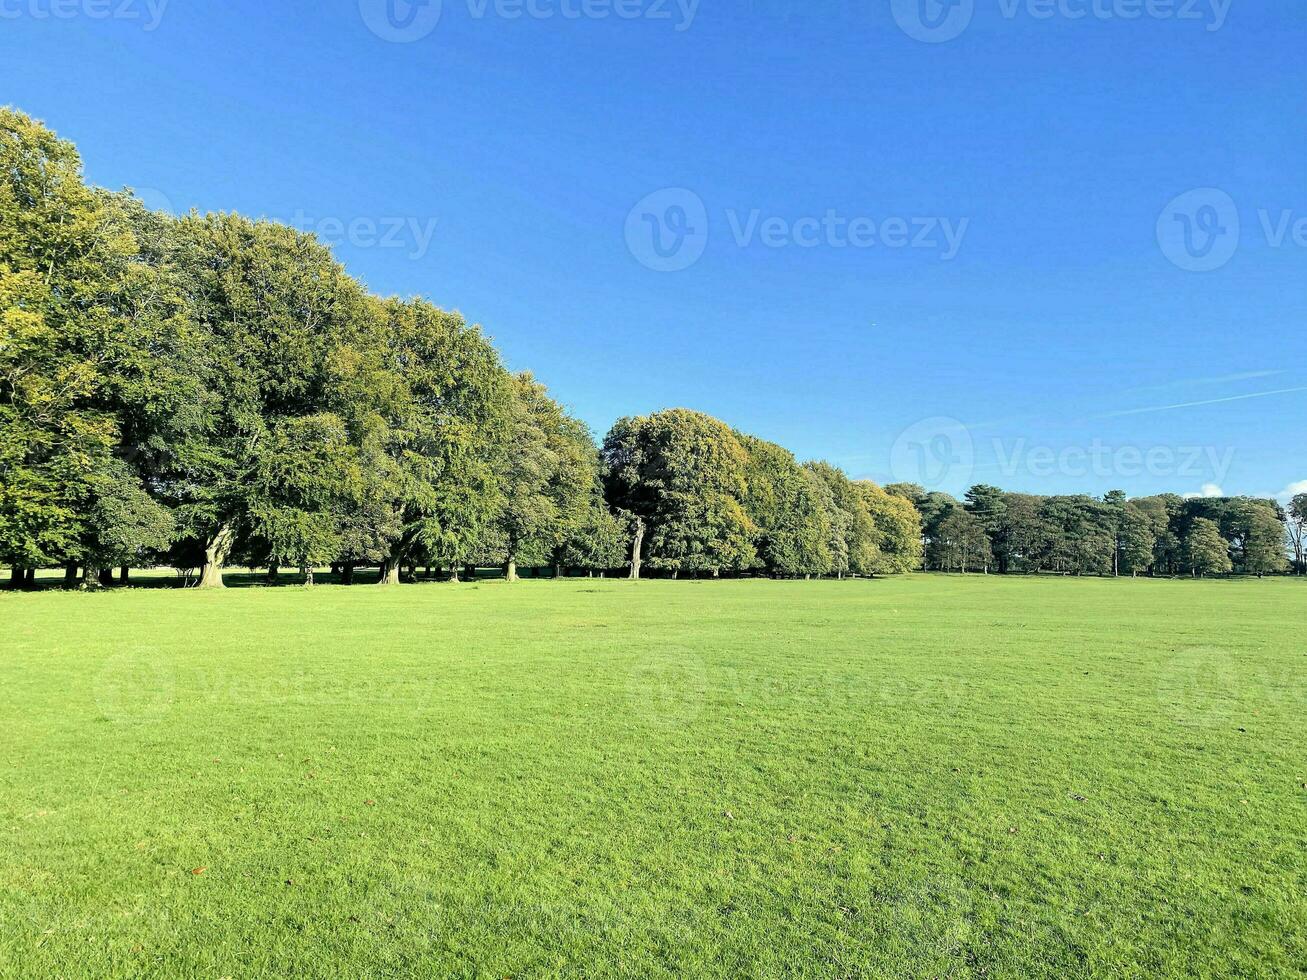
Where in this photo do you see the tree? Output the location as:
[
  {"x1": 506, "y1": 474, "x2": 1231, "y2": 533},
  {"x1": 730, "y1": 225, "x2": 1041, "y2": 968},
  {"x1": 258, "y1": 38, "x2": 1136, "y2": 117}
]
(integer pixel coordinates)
[
  {"x1": 602, "y1": 410, "x2": 757, "y2": 578},
  {"x1": 1183, "y1": 517, "x2": 1232, "y2": 577},
  {"x1": 930, "y1": 506, "x2": 991, "y2": 573},
  {"x1": 740, "y1": 435, "x2": 831, "y2": 577},
  {"x1": 1288, "y1": 493, "x2": 1307, "y2": 575},
  {"x1": 366, "y1": 298, "x2": 511, "y2": 585},
  {"x1": 964, "y1": 484, "x2": 1007, "y2": 568},
  {"x1": 495, "y1": 374, "x2": 595, "y2": 581},
  {"x1": 165, "y1": 212, "x2": 375, "y2": 587},
  {"x1": 992, "y1": 492, "x2": 1048, "y2": 574},
  {"x1": 558, "y1": 496, "x2": 626, "y2": 576},
  {"x1": 0, "y1": 110, "x2": 122, "y2": 576},
  {"x1": 1035, "y1": 496, "x2": 1114, "y2": 575},
  {"x1": 858, "y1": 481, "x2": 922, "y2": 574},
  {"x1": 1226, "y1": 498, "x2": 1286, "y2": 576},
  {"x1": 1118, "y1": 503, "x2": 1156, "y2": 577}
]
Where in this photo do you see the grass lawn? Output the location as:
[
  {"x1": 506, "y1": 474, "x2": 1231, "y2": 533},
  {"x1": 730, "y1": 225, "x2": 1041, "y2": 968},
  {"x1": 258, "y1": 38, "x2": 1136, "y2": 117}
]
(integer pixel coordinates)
[{"x1": 1, "y1": 576, "x2": 1304, "y2": 978}]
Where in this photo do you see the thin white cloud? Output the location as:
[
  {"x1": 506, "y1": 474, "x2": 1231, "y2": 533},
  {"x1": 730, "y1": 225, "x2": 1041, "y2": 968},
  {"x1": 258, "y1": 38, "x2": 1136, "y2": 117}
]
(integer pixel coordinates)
[
  {"x1": 1097, "y1": 386, "x2": 1307, "y2": 420},
  {"x1": 1122, "y1": 369, "x2": 1284, "y2": 396}
]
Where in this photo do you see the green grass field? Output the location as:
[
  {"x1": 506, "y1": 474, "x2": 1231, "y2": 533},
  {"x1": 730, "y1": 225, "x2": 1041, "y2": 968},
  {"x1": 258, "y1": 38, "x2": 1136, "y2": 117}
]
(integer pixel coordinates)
[{"x1": 1, "y1": 576, "x2": 1304, "y2": 978}]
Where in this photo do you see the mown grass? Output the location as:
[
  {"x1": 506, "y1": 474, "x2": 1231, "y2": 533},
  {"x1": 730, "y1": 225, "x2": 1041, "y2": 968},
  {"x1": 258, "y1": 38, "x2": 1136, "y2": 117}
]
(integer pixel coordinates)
[{"x1": 1, "y1": 576, "x2": 1304, "y2": 978}]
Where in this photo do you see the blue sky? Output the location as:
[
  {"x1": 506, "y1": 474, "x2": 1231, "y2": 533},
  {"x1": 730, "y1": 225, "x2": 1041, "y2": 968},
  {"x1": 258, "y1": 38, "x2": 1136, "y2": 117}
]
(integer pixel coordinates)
[{"x1": 2, "y1": 0, "x2": 1303, "y2": 500}]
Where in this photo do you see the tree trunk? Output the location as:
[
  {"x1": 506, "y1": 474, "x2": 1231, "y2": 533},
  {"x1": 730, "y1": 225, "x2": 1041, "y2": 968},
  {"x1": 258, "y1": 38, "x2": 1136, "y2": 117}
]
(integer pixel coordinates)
[
  {"x1": 119, "y1": 566, "x2": 130, "y2": 584},
  {"x1": 671, "y1": 569, "x2": 678, "y2": 580},
  {"x1": 198, "y1": 524, "x2": 234, "y2": 589},
  {"x1": 82, "y1": 565, "x2": 103, "y2": 590},
  {"x1": 449, "y1": 566, "x2": 460, "y2": 583},
  {"x1": 267, "y1": 565, "x2": 280, "y2": 584},
  {"x1": 505, "y1": 559, "x2": 518, "y2": 583},
  {"x1": 98, "y1": 567, "x2": 115, "y2": 587},
  {"x1": 629, "y1": 518, "x2": 645, "y2": 580},
  {"x1": 555, "y1": 563, "x2": 563, "y2": 579},
  {"x1": 302, "y1": 566, "x2": 314, "y2": 587},
  {"x1": 341, "y1": 563, "x2": 355, "y2": 585},
  {"x1": 64, "y1": 562, "x2": 79, "y2": 587},
  {"x1": 464, "y1": 564, "x2": 476, "y2": 582},
  {"x1": 378, "y1": 560, "x2": 401, "y2": 586}
]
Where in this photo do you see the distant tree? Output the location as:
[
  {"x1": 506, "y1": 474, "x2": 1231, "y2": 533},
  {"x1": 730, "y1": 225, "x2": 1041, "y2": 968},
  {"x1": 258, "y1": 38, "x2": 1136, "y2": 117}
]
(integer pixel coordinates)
[
  {"x1": 1288, "y1": 493, "x2": 1307, "y2": 574},
  {"x1": 964, "y1": 484, "x2": 1007, "y2": 566},
  {"x1": 1034, "y1": 496, "x2": 1114, "y2": 575},
  {"x1": 992, "y1": 492, "x2": 1048, "y2": 573},
  {"x1": 1118, "y1": 503, "x2": 1157, "y2": 577},
  {"x1": 931, "y1": 506, "x2": 991, "y2": 573},
  {"x1": 1226, "y1": 498, "x2": 1286, "y2": 576},
  {"x1": 495, "y1": 374, "x2": 594, "y2": 581},
  {"x1": 1183, "y1": 517, "x2": 1232, "y2": 577},
  {"x1": 602, "y1": 409, "x2": 757, "y2": 579},
  {"x1": 858, "y1": 481, "x2": 922, "y2": 574},
  {"x1": 1133, "y1": 494, "x2": 1183, "y2": 575},
  {"x1": 739, "y1": 435, "x2": 831, "y2": 577},
  {"x1": 805, "y1": 462, "x2": 886, "y2": 576},
  {"x1": 916, "y1": 491, "x2": 959, "y2": 571}
]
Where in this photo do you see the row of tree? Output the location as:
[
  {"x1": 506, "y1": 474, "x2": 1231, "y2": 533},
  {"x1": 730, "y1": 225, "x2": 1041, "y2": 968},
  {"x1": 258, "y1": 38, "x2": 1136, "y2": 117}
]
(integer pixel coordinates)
[
  {"x1": 0, "y1": 108, "x2": 922, "y2": 588},
  {"x1": 3, "y1": 108, "x2": 1301, "y2": 588},
  {"x1": 889, "y1": 483, "x2": 1304, "y2": 577}
]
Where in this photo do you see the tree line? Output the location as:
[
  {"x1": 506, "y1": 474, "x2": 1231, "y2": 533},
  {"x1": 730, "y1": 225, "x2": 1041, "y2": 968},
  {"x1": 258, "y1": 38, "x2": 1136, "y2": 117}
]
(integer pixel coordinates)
[
  {"x1": 0, "y1": 108, "x2": 921, "y2": 588},
  {"x1": 2, "y1": 108, "x2": 1301, "y2": 589},
  {"x1": 889, "y1": 484, "x2": 1305, "y2": 578}
]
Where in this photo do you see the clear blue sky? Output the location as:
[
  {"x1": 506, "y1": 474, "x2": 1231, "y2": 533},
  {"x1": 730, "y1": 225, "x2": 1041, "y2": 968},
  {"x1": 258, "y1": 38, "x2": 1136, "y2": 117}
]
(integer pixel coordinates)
[{"x1": 3, "y1": 0, "x2": 1303, "y2": 500}]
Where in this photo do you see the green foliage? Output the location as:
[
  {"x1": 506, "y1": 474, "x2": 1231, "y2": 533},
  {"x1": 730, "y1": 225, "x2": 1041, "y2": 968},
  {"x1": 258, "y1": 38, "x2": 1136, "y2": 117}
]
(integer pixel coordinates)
[
  {"x1": 603, "y1": 409, "x2": 758, "y2": 576},
  {"x1": 1183, "y1": 517, "x2": 1233, "y2": 577},
  {"x1": 1, "y1": 109, "x2": 1296, "y2": 586}
]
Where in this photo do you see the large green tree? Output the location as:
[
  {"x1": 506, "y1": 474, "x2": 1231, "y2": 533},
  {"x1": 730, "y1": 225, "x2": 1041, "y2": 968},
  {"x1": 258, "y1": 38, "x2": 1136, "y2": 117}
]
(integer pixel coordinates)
[
  {"x1": 166, "y1": 212, "x2": 375, "y2": 587},
  {"x1": 366, "y1": 297, "x2": 511, "y2": 585},
  {"x1": 602, "y1": 410, "x2": 757, "y2": 578}
]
